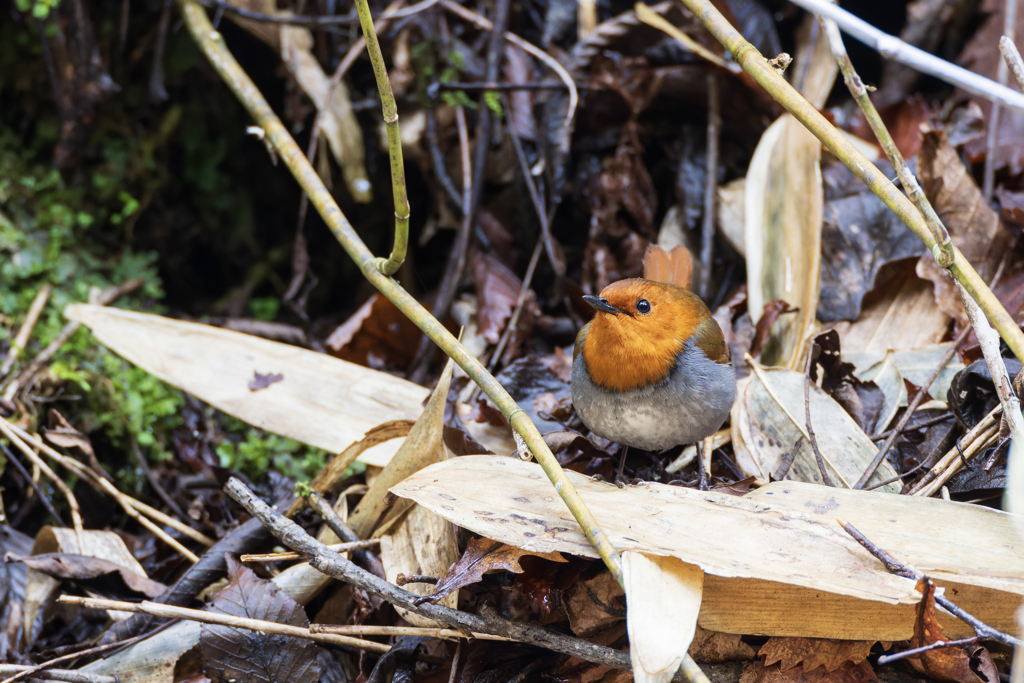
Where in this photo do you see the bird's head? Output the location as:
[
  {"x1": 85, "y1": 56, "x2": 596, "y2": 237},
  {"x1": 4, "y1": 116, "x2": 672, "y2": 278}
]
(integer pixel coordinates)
[{"x1": 576, "y1": 279, "x2": 729, "y2": 391}]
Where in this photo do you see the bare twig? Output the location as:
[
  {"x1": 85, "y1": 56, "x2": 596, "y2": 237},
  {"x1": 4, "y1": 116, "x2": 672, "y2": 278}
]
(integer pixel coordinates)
[
  {"x1": 870, "y1": 412, "x2": 954, "y2": 442},
  {"x1": 772, "y1": 436, "x2": 805, "y2": 481},
  {"x1": 877, "y1": 637, "x2": 979, "y2": 666},
  {"x1": 1, "y1": 440, "x2": 65, "y2": 525},
  {"x1": 804, "y1": 345, "x2": 833, "y2": 487},
  {"x1": 301, "y1": 489, "x2": 386, "y2": 576},
  {"x1": 3, "y1": 278, "x2": 144, "y2": 401},
  {"x1": 395, "y1": 573, "x2": 439, "y2": 585},
  {"x1": 0, "y1": 283, "x2": 51, "y2": 377},
  {"x1": 984, "y1": 0, "x2": 1018, "y2": 201},
  {"x1": 791, "y1": 0, "x2": 1024, "y2": 114},
  {"x1": 222, "y1": 476, "x2": 692, "y2": 680},
  {"x1": 241, "y1": 538, "x2": 380, "y2": 562},
  {"x1": 699, "y1": 73, "x2": 720, "y2": 301},
  {"x1": 839, "y1": 521, "x2": 1023, "y2": 647},
  {"x1": 310, "y1": 624, "x2": 507, "y2": 641},
  {"x1": 0, "y1": 631, "x2": 149, "y2": 683},
  {"x1": 0, "y1": 665, "x2": 116, "y2": 683},
  {"x1": 0, "y1": 420, "x2": 83, "y2": 535},
  {"x1": 57, "y1": 596, "x2": 392, "y2": 654},
  {"x1": 130, "y1": 436, "x2": 187, "y2": 521},
  {"x1": 436, "y1": 81, "x2": 569, "y2": 92}
]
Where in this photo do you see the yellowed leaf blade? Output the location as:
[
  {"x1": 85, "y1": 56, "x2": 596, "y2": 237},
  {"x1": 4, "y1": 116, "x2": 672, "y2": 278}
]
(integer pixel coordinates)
[
  {"x1": 392, "y1": 455, "x2": 919, "y2": 604},
  {"x1": 741, "y1": 362, "x2": 901, "y2": 492},
  {"x1": 64, "y1": 304, "x2": 428, "y2": 467},
  {"x1": 624, "y1": 552, "x2": 703, "y2": 683}
]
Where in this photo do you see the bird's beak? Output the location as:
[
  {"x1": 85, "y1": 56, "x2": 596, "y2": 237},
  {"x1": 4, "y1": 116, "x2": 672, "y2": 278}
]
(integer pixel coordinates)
[{"x1": 583, "y1": 295, "x2": 625, "y2": 315}]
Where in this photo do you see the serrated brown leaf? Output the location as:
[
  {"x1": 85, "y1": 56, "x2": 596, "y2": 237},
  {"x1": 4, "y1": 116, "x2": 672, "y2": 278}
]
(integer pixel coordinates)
[
  {"x1": 746, "y1": 660, "x2": 877, "y2": 683},
  {"x1": 199, "y1": 557, "x2": 319, "y2": 683},
  {"x1": 564, "y1": 570, "x2": 626, "y2": 637},
  {"x1": 689, "y1": 626, "x2": 756, "y2": 664},
  {"x1": 905, "y1": 578, "x2": 998, "y2": 683},
  {"x1": 759, "y1": 637, "x2": 873, "y2": 674},
  {"x1": 427, "y1": 537, "x2": 566, "y2": 602}
]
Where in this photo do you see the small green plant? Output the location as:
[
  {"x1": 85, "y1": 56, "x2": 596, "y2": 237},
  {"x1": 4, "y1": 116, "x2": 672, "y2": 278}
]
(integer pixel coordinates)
[{"x1": 216, "y1": 430, "x2": 328, "y2": 482}]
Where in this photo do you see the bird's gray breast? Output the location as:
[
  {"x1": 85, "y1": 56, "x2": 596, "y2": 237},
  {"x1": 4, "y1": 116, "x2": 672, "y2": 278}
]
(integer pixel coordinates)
[{"x1": 571, "y1": 338, "x2": 736, "y2": 451}]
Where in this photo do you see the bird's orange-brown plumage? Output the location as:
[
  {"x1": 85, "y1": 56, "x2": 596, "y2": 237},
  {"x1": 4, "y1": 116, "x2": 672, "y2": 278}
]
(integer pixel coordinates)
[{"x1": 577, "y1": 279, "x2": 727, "y2": 392}]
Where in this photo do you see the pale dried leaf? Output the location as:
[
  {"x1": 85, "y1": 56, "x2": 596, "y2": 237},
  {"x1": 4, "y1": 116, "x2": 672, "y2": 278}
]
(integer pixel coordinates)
[
  {"x1": 65, "y1": 304, "x2": 427, "y2": 467},
  {"x1": 624, "y1": 552, "x2": 703, "y2": 683}
]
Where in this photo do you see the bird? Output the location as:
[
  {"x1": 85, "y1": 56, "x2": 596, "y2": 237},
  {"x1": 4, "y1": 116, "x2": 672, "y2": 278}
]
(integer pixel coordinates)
[{"x1": 571, "y1": 245, "x2": 736, "y2": 484}]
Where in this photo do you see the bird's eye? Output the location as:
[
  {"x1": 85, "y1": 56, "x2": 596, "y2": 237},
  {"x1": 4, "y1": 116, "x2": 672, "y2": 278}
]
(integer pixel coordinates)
[{"x1": 636, "y1": 299, "x2": 651, "y2": 314}]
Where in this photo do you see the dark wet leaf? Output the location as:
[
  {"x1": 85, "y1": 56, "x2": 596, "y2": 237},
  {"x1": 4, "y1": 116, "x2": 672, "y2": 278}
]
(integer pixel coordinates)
[
  {"x1": 200, "y1": 558, "x2": 319, "y2": 683},
  {"x1": 818, "y1": 161, "x2": 925, "y2": 322},
  {"x1": 810, "y1": 331, "x2": 885, "y2": 434},
  {"x1": 473, "y1": 250, "x2": 526, "y2": 345},
  {"x1": 946, "y1": 456, "x2": 1007, "y2": 498},
  {"x1": 750, "y1": 300, "x2": 795, "y2": 358},
  {"x1": 8, "y1": 553, "x2": 166, "y2": 599},
  {"x1": 428, "y1": 537, "x2": 565, "y2": 602},
  {"x1": 367, "y1": 636, "x2": 428, "y2": 683},
  {"x1": 248, "y1": 372, "x2": 283, "y2": 391},
  {"x1": 904, "y1": 578, "x2": 998, "y2": 683},
  {"x1": 442, "y1": 425, "x2": 494, "y2": 456},
  {"x1": 996, "y1": 187, "x2": 1024, "y2": 226},
  {"x1": 494, "y1": 354, "x2": 572, "y2": 433},
  {"x1": 326, "y1": 293, "x2": 423, "y2": 371},
  {"x1": 947, "y1": 358, "x2": 1023, "y2": 430},
  {"x1": 725, "y1": 0, "x2": 781, "y2": 58}
]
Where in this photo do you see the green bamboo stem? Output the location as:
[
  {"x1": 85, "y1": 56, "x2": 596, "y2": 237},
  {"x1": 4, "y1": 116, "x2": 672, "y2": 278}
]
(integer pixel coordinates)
[
  {"x1": 817, "y1": 18, "x2": 954, "y2": 268},
  {"x1": 351, "y1": 0, "x2": 409, "y2": 275},
  {"x1": 176, "y1": 0, "x2": 624, "y2": 586},
  {"x1": 680, "y1": 0, "x2": 1024, "y2": 362}
]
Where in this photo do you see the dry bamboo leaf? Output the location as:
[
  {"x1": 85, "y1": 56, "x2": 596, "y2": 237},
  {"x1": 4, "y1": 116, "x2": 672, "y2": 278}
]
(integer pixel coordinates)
[
  {"x1": 623, "y1": 552, "x2": 703, "y2": 683},
  {"x1": 391, "y1": 455, "x2": 919, "y2": 603},
  {"x1": 744, "y1": 17, "x2": 837, "y2": 368},
  {"x1": 844, "y1": 344, "x2": 963, "y2": 407},
  {"x1": 353, "y1": 358, "x2": 454, "y2": 538},
  {"x1": 64, "y1": 304, "x2": 428, "y2": 467},
  {"x1": 733, "y1": 361, "x2": 901, "y2": 491}
]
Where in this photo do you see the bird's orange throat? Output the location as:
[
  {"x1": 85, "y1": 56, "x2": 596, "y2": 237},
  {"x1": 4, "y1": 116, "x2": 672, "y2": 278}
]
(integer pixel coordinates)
[{"x1": 581, "y1": 314, "x2": 684, "y2": 391}]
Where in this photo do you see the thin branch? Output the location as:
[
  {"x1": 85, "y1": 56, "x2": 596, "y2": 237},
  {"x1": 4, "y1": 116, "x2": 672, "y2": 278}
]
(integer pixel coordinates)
[
  {"x1": 57, "y1": 596, "x2": 392, "y2": 654},
  {"x1": 804, "y1": 346, "x2": 833, "y2": 486},
  {"x1": 0, "y1": 441, "x2": 65, "y2": 526},
  {"x1": 180, "y1": 0, "x2": 624, "y2": 588},
  {"x1": 0, "y1": 420, "x2": 83, "y2": 535},
  {"x1": 3, "y1": 278, "x2": 144, "y2": 401},
  {"x1": 839, "y1": 521, "x2": 1023, "y2": 647},
  {"x1": 983, "y1": 0, "x2": 1017, "y2": 201},
  {"x1": 349, "y1": 0, "x2": 409, "y2": 277},
  {"x1": 302, "y1": 489, "x2": 386, "y2": 576},
  {"x1": 241, "y1": 538, "x2": 380, "y2": 562},
  {"x1": 877, "y1": 637, "x2": 979, "y2": 666},
  {"x1": 0, "y1": 282, "x2": 51, "y2": 377},
  {"x1": 0, "y1": 631, "x2": 149, "y2": 683},
  {"x1": 791, "y1": 0, "x2": 1024, "y2": 114},
  {"x1": 870, "y1": 412, "x2": 954, "y2": 442},
  {"x1": 908, "y1": 407, "x2": 1001, "y2": 496},
  {"x1": 0, "y1": 665, "x2": 116, "y2": 683},
  {"x1": 436, "y1": 81, "x2": 569, "y2": 92},
  {"x1": 222, "y1": 476, "x2": 691, "y2": 680},
  {"x1": 310, "y1": 624, "x2": 508, "y2": 641},
  {"x1": 699, "y1": 72, "x2": 720, "y2": 301}
]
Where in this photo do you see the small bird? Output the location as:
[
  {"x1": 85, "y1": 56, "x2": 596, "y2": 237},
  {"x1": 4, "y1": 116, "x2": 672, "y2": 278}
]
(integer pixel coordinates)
[{"x1": 571, "y1": 246, "x2": 735, "y2": 483}]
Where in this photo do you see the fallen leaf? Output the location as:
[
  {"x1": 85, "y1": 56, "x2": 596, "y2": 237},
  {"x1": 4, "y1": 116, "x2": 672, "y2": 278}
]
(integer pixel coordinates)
[
  {"x1": 915, "y1": 127, "x2": 1012, "y2": 328},
  {"x1": 744, "y1": 659, "x2": 877, "y2": 683},
  {"x1": 732, "y1": 360, "x2": 900, "y2": 491},
  {"x1": 65, "y1": 304, "x2": 428, "y2": 468},
  {"x1": 200, "y1": 558, "x2": 319, "y2": 683},
  {"x1": 9, "y1": 553, "x2": 166, "y2": 600},
  {"x1": 564, "y1": 570, "x2": 626, "y2": 637},
  {"x1": 759, "y1": 637, "x2": 873, "y2": 674},
  {"x1": 624, "y1": 552, "x2": 703, "y2": 683},
  {"x1": 325, "y1": 292, "x2": 424, "y2": 371},
  {"x1": 689, "y1": 626, "x2": 756, "y2": 664},
  {"x1": 474, "y1": 251, "x2": 524, "y2": 345},
  {"x1": 818, "y1": 160, "x2": 926, "y2": 323},
  {"x1": 429, "y1": 537, "x2": 565, "y2": 603},
  {"x1": 810, "y1": 331, "x2": 886, "y2": 435},
  {"x1": 905, "y1": 578, "x2": 998, "y2": 683}
]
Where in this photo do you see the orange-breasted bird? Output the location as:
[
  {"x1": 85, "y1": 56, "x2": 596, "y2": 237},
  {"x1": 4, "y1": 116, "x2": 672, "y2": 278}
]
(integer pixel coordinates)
[{"x1": 571, "y1": 246, "x2": 735, "y2": 480}]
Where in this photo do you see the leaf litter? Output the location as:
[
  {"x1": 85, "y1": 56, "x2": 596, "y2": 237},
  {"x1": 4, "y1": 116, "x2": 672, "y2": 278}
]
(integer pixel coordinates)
[{"x1": 4, "y1": 1, "x2": 1024, "y2": 683}]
